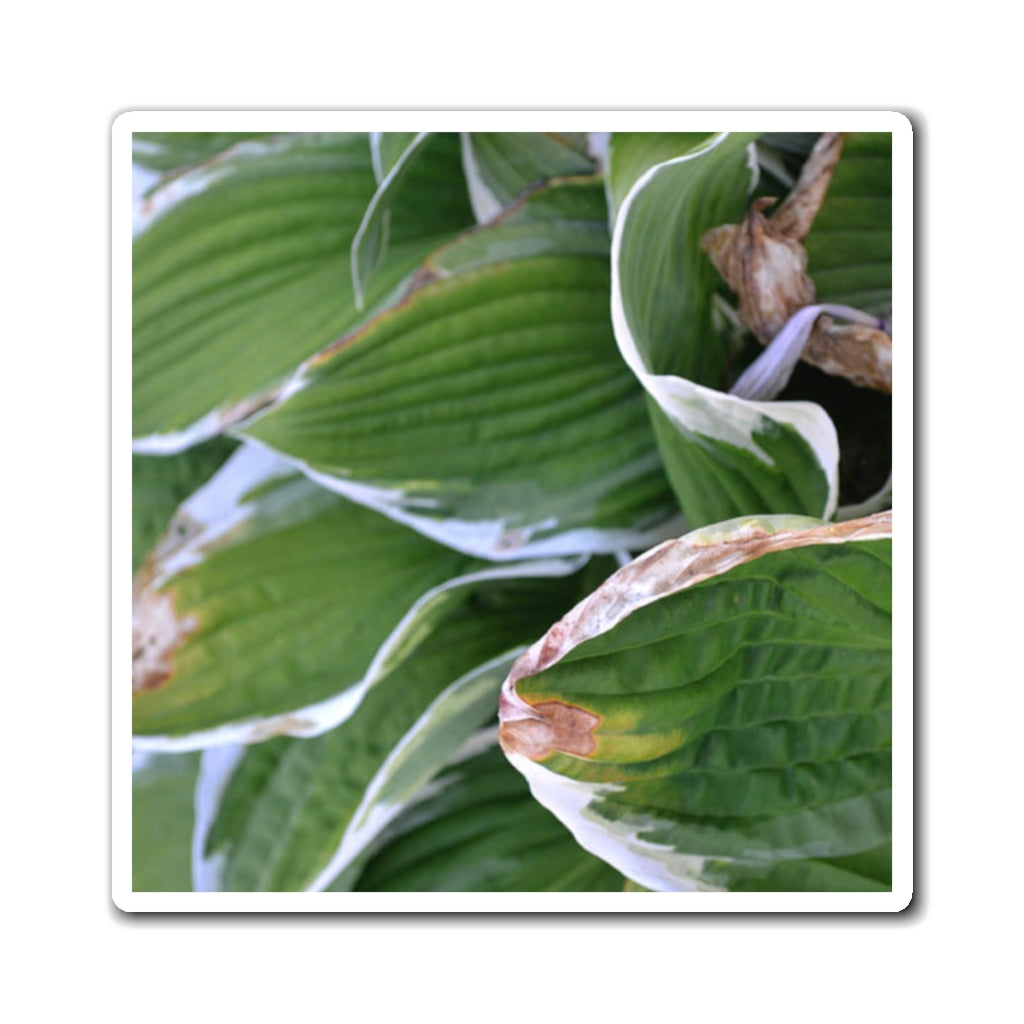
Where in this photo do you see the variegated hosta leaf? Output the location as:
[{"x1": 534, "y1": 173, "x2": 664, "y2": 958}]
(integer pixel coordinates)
[
  {"x1": 346, "y1": 734, "x2": 625, "y2": 892},
  {"x1": 351, "y1": 132, "x2": 475, "y2": 309},
  {"x1": 192, "y1": 572, "x2": 598, "y2": 891},
  {"x1": 460, "y1": 132, "x2": 596, "y2": 222},
  {"x1": 241, "y1": 178, "x2": 683, "y2": 561},
  {"x1": 605, "y1": 132, "x2": 716, "y2": 222},
  {"x1": 132, "y1": 438, "x2": 236, "y2": 573},
  {"x1": 133, "y1": 132, "x2": 471, "y2": 452},
  {"x1": 132, "y1": 443, "x2": 586, "y2": 749},
  {"x1": 132, "y1": 752, "x2": 200, "y2": 892},
  {"x1": 369, "y1": 132, "x2": 420, "y2": 181},
  {"x1": 498, "y1": 511, "x2": 892, "y2": 892},
  {"x1": 611, "y1": 132, "x2": 842, "y2": 526}
]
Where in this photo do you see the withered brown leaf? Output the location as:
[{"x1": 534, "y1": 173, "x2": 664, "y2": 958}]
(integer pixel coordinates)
[{"x1": 702, "y1": 132, "x2": 891, "y2": 394}]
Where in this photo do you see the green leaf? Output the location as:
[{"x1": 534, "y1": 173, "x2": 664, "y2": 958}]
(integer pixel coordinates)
[
  {"x1": 498, "y1": 511, "x2": 892, "y2": 892},
  {"x1": 461, "y1": 132, "x2": 595, "y2": 221},
  {"x1": 132, "y1": 443, "x2": 587, "y2": 747},
  {"x1": 370, "y1": 132, "x2": 421, "y2": 180},
  {"x1": 351, "y1": 133, "x2": 475, "y2": 309},
  {"x1": 132, "y1": 438, "x2": 236, "y2": 573},
  {"x1": 804, "y1": 132, "x2": 892, "y2": 313},
  {"x1": 242, "y1": 178, "x2": 682, "y2": 560},
  {"x1": 133, "y1": 132, "x2": 278, "y2": 176},
  {"x1": 193, "y1": 573, "x2": 591, "y2": 891},
  {"x1": 132, "y1": 752, "x2": 200, "y2": 892},
  {"x1": 611, "y1": 132, "x2": 841, "y2": 525},
  {"x1": 349, "y1": 737, "x2": 625, "y2": 892},
  {"x1": 606, "y1": 132, "x2": 716, "y2": 222},
  {"x1": 133, "y1": 133, "x2": 461, "y2": 451}
]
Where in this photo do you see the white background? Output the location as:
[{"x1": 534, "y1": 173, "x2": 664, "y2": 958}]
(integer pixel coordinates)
[{"x1": 3, "y1": 2, "x2": 1019, "y2": 1020}]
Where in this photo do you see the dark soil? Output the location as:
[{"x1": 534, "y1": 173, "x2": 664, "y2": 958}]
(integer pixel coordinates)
[{"x1": 778, "y1": 361, "x2": 892, "y2": 506}]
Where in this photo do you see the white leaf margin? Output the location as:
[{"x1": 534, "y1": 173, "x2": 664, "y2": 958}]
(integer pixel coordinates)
[
  {"x1": 459, "y1": 132, "x2": 505, "y2": 224},
  {"x1": 191, "y1": 652, "x2": 522, "y2": 892},
  {"x1": 132, "y1": 137, "x2": 294, "y2": 238},
  {"x1": 498, "y1": 510, "x2": 892, "y2": 892},
  {"x1": 305, "y1": 652, "x2": 519, "y2": 892},
  {"x1": 351, "y1": 131, "x2": 431, "y2": 310},
  {"x1": 609, "y1": 132, "x2": 841, "y2": 520},
  {"x1": 133, "y1": 442, "x2": 591, "y2": 753},
  {"x1": 243, "y1": 432, "x2": 686, "y2": 564}
]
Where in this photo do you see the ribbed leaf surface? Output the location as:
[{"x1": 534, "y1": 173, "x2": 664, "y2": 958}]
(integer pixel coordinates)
[
  {"x1": 132, "y1": 443, "x2": 591, "y2": 748},
  {"x1": 606, "y1": 132, "x2": 716, "y2": 222},
  {"x1": 194, "y1": 575, "x2": 591, "y2": 891},
  {"x1": 351, "y1": 740, "x2": 624, "y2": 892},
  {"x1": 133, "y1": 132, "x2": 469, "y2": 449},
  {"x1": 132, "y1": 445, "x2": 462, "y2": 744},
  {"x1": 352, "y1": 132, "x2": 475, "y2": 307},
  {"x1": 243, "y1": 181, "x2": 681, "y2": 560},
  {"x1": 498, "y1": 512, "x2": 892, "y2": 892},
  {"x1": 461, "y1": 132, "x2": 595, "y2": 221},
  {"x1": 804, "y1": 132, "x2": 892, "y2": 312}
]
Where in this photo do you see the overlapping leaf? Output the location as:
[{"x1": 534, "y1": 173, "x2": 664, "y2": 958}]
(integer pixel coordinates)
[
  {"x1": 132, "y1": 132, "x2": 278, "y2": 177},
  {"x1": 498, "y1": 511, "x2": 892, "y2": 892},
  {"x1": 347, "y1": 736, "x2": 625, "y2": 892},
  {"x1": 611, "y1": 132, "x2": 842, "y2": 526},
  {"x1": 605, "y1": 132, "x2": 715, "y2": 221},
  {"x1": 241, "y1": 178, "x2": 682, "y2": 560},
  {"x1": 369, "y1": 132, "x2": 420, "y2": 181},
  {"x1": 132, "y1": 439, "x2": 236, "y2": 572},
  {"x1": 460, "y1": 132, "x2": 595, "y2": 222},
  {"x1": 192, "y1": 572, "x2": 598, "y2": 891},
  {"x1": 133, "y1": 132, "x2": 472, "y2": 452},
  {"x1": 132, "y1": 443, "x2": 585, "y2": 748},
  {"x1": 351, "y1": 132, "x2": 475, "y2": 308}
]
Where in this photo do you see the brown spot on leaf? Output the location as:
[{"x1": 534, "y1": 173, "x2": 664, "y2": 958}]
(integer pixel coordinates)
[
  {"x1": 498, "y1": 512, "x2": 892, "y2": 743},
  {"x1": 498, "y1": 700, "x2": 600, "y2": 761},
  {"x1": 132, "y1": 588, "x2": 196, "y2": 695}
]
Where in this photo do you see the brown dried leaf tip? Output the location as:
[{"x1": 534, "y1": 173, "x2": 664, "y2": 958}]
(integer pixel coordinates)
[
  {"x1": 701, "y1": 132, "x2": 891, "y2": 394},
  {"x1": 498, "y1": 699, "x2": 600, "y2": 761},
  {"x1": 132, "y1": 588, "x2": 196, "y2": 695}
]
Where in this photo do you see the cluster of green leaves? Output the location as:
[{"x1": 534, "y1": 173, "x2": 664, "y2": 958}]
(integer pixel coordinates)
[{"x1": 132, "y1": 130, "x2": 892, "y2": 893}]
